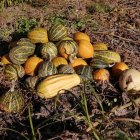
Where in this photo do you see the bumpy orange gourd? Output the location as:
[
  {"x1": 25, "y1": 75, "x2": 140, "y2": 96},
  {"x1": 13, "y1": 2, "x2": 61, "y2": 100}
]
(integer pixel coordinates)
[
  {"x1": 112, "y1": 62, "x2": 129, "y2": 79},
  {"x1": 52, "y1": 57, "x2": 68, "y2": 67},
  {"x1": 24, "y1": 56, "x2": 43, "y2": 76},
  {"x1": 73, "y1": 32, "x2": 90, "y2": 42},
  {"x1": 69, "y1": 58, "x2": 87, "y2": 68},
  {"x1": 93, "y1": 69, "x2": 110, "y2": 81},
  {"x1": 1, "y1": 54, "x2": 11, "y2": 64},
  {"x1": 77, "y1": 40, "x2": 94, "y2": 59}
]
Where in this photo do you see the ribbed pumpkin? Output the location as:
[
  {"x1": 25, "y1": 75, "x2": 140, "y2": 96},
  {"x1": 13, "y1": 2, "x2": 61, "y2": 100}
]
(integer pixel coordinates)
[
  {"x1": 52, "y1": 57, "x2": 68, "y2": 67},
  {"x1": 9, "y1": 38, "x2": 36, "y2": 65},
  {"x1": 25, "y1": 76, "x2": 39, "y2": 89},
  {"x1": 112, "y1": 62, "x2": 129, "y2": 79},
  {"x1": 94, "y1": 50, "x2": 121, "y2": 64},
  {"x1": 48, "y1": 23, "x2": 68, "y2": 41},
  {"x1": 58, "y1": 65, "x2": 75, "y2": 74},
  {"x1": 69, "y1": 58, "x2": 87, "y2": 69},
  {"x1": 0, "y1": 90, "x2": 24, "y2": 113},
  {"x1": 36, "y1": 74, "x2": 81, "y2": 99},
  {"x1": 73, "y1": 32, "x2": 90, "y2": 42},
  {"x1": 93, "y1": 42, "x2": 108, "y2": 50},
  {"x1": 93, "y1": 69, "x2": 110, "y2": 82},
  {"x1": 41, "y1": 42, "x2": 57, "y2": 60},
  {"x1": 24, "y1": 56, "x2": 43, "y2": 76},
  {"x1": 77, "y1": 40, "x2": 94, "y2": 59},
  {"x1": 90, "y1": 58, "x2": 109, "y2": 69},
  {"x1": 38, "y1": 61, "x2": 57, "y2": 78},
  {"x1": 28, "y1": 27, "x2": 48, "y2": 44},
  {"x1": 1, "y1": 54, "x2": 11, "y2": 64},
  {"x1": 58, "y1": 40, "x2": 78, "y2": 62},
  {"x1": 76, "y1": 65, "x2": 93, "y2": 81}
]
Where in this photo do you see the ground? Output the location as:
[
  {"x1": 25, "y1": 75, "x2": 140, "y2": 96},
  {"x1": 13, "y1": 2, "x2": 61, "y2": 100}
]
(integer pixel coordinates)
[{"x1": 0, "y1": 0, "x2": 140, "y2": 140}]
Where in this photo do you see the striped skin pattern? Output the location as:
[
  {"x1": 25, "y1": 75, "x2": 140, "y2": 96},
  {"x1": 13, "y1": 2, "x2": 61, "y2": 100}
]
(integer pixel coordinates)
[
  {"x1": 48, "y1": 24, "x2": 68, "y2": 41},
  {"x1": 9, "y1": 39, "x2": 36, "y2": 65},
  {"x1": 76, "y1": 65, "x2": 93, "y2": 80},
  {"x1": 0, "y1": 90, "x2": 24, "y2": 113},
  {"x1": 58, "y1": 40, "x2": 78, "y2": 61},
  {"x1": 94, "y1": 50, "x2": 121, "y2": 64},
  {"x1": 41, "y1": 42, "x2": 58, "y2": 60},
  {"x1": 58, "y1": 65, "x2": 75, "y2": 74},
  {"x1": 38, "y1": 61, "x2": 57, "y2": 78},
  {"x1": 28, "y1": 28, "x2": 48, "y2": 43}
]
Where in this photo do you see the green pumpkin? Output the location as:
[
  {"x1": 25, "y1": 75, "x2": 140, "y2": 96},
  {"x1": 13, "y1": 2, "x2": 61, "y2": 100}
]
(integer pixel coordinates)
[
  {"x1": 48, "y1": 23, "x2": 68, "y2": 41},
  {"x1": 58, "y1": 40, "x2": 78, "y2": 62},
  {"x1": 41, "y1": 42, "x2": 57, "y2": 60},
  {"x1": 38, "y1": 61, "x2": 57, "y2": 78},
  {"x1": 76, "y1": 65, "x2": 93, "y2": 81},
  {"x1": 58, "y1": 64, "x2": 75, "y2": 74},
  {"x1": 9, "y1": 38, "x2": 36, "y2": 65},
  {"x1": 0, "y1": 90, "x2": 24, "y2": 113},
  {"x1": 25, "y1": 76, "x2": 39, "y2": 89}
]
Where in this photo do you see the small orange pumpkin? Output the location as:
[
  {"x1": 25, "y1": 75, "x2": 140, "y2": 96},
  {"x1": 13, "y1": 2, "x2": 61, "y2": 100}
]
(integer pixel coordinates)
[
  {"x1": 1, "y1": 54, "x2": 11, "y2": 64},
  {"x1": 93, "y1": 69, "x2": 110, "y2": 82},
  {"x1": 69, "y1": 58, "x2": 87, "y2": 69},
  {"x1": 24, "y1": 56, "x2": 43, "y2": 76},
  {"x1": 112, "y1": 62, "x2": 129, "y2": 79},
  {"x1": 52, "y1": 57, "x2": 68, "y2": 67},
  {"x1": 73, "y1": 32, "x2": 90, "y2": 42},
  {"x1": 77, "y1": 40, "x2": 94, "y2": 59}
]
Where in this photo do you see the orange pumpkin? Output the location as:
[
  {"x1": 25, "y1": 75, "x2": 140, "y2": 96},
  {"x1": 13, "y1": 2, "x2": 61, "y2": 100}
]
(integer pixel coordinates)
[
  {"x1": 73, "y1": 32, "x2": 90, "y2": 42},
  {"x1": 112, "y1": 62, "x2": 129, "y2": 79},
  {"x1": 24, "y1": 56, "x2": 43, "y2": 76},
  {"x1": 1, "y1": 54, "x2": 11, "y2": 64},
  {"x1": 93, "y1": 69, "x2": 110, "y2": 82},
  {"x1": 77, "y1": 40, "x2": 94, "y2": 59},
  {"x1": 69, "y1": 58, "x2": 87, "y2": 69},
  {"x1": 52, "y1": 57, "x2": 68, "y2": 67}
]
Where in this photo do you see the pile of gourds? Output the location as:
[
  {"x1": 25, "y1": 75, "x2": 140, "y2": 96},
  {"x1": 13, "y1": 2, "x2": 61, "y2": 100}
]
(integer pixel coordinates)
[{"x1": 0, "y1": 23, "x2": 140, "y2": 113}]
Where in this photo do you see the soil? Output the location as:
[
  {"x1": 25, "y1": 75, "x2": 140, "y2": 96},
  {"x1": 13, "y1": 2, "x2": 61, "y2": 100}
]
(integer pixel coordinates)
[{"x1": 0, "y1": 0, "x2": 140, "y2": 140}]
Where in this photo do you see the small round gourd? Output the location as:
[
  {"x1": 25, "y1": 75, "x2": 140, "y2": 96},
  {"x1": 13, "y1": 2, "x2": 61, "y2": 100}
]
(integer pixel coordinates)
[
  {"x1": 76, "y1": 65, "x2": 93, "y2": 81},
  {"x1": 112, "y1": 62, "x2": 129, "y2": 79},
  {"x1": 0, "y1": 90, "x2": 24, "y2": 113},
  {"x1": 9, "y1": 38, "x2": 36, "y2": 65},
  {"x1": 93, "y1": 42, "x2": 108, "y2": 50},
  {"x1": 41, "y1": 42, "x2": 57, "y2": 60},
  {"x1": 77, "y1": 40, "x2": 94, "y2": 59},
  {"x1": 58, "y1": 65, "x2": 75, "y2": 74},
  {"x1": 58, "y1": 40, "x2": 78, "y2": 62},
  {"x1": 48, "y1": 23, "x2": 68, "y2": 41},
  {"x1": 38, "y1": 61, "x2": 58, "y2": 78},
  {"x1": 93, "y1": 69, "x2": 110, "y2": 82},
  {"x1": 25, "y1": 76, "x2": 39, "y2": 89},
  {"x1": 28, "y1": 27, "x2": 48, "y2": 44},
  {"x1": 52, "y1": 57, "x2": 68, "y2": 67},
  {"x1": 24, "y1": 56, "x2": 43, "y2": 76},
  {"x1": 73, "y1": 32, "x2": 90, "y2": 42}
]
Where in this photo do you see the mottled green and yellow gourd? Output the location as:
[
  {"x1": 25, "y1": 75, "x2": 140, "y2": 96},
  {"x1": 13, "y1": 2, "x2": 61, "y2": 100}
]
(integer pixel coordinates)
[
  {"x1": 0, "y1": 90, "x2": 24, "y2": 113},
  {"x1": 57, "y1": 65, "x2": 75, "y2": 74},
  {"x1": 41, "y1": 42, "x2": 57, "y2": 60},
  {"x1": 48, "y1": 23, "x2": 68, "y2": 41}
]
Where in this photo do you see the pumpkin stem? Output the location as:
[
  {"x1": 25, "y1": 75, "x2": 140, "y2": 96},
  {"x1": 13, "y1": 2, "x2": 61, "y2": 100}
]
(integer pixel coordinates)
[{"x1": 10, "y1": 80, "x2": 16, "y2": 92}]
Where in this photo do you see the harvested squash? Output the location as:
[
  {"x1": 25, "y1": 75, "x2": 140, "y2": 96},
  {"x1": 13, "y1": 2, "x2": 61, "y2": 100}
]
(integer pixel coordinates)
[
  {"x1": 93, "y1": 42, "x2": 108, "y2": 50},
  {"x1": 52, "y1": 57, "x2": 68, "y2": 67},
  {"x1": 73, "y1": 32, "x2": 90, "y2": 42},
  {"x1": 58, "y1": 64, "x2": 75, "y2": 74},
  {"x1": 1, "y1": 54, "x2": 11, "y2": 64},
  {"x1": 36, "y1": 74, "x2": 81, "y2": 99}
]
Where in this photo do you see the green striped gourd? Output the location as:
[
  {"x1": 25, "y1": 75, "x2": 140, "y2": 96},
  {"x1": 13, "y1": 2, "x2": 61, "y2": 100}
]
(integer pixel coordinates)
[
  {"x1": 38, "y1": 61, "x2": 57, "y2": 78},
  {"x1": 90, "y1": 58, "x2": 109, "y2": 69},
  {"x1": 41, "y1": 42, "x2": 57, "y2": 60},
  {"x1": 58, "y1": 40, "x2": 78, "y2": 62},
  {"x1": 75, "y1": 65, "x2": 93, "y2": 81},
  {"x1": 28, "y1": 27, "x2": 48, "y2": 44},
  {"x1": 58, "y1": 64, "x2": 75, "y2": 74},
  {"x1": 48, "y1": 23, "x2": 68, "y2": 41},
  {"x1": 25, "y1": 76, "x2": 39, "y2": 89},
  {"x1": 0, "y1": 90, "x2": 24, "y2": 113},
  {"x1": 9, "y1": 39, "x2": 36, "y2": 65},
  {"x1": 94, "y1": 50, "x2": 121, "y2": 64}
]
